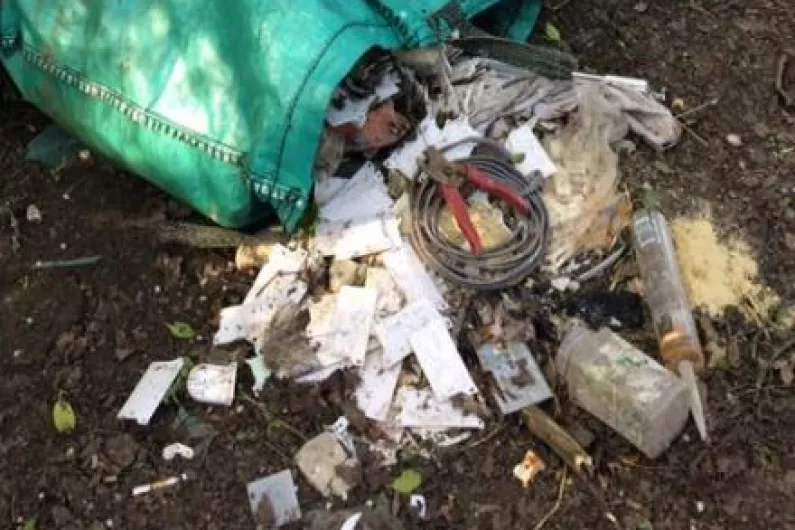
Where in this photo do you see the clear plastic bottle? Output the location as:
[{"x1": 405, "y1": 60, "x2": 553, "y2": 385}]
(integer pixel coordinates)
[
  {"x1": 631, "y1": 209, "x2": 704, "y2": 373},
  {"x1": 557, "y1": 323, "x2": 689, "y2": 458}
]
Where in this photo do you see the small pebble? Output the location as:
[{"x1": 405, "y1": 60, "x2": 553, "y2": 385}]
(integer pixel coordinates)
[
  {"x1": 25, "y1": 317, "x2": 33, "y2": 325},
  {"x1": 726, "y1": 134, "x2": 743, "y2": 147},
  {"x1": 696, "y1": 501, "x2": 705, "y2": 513},
  {"x1": 13, "y1": 349, "x2": 22, "y2": 358},
  {"x1": 26, "y1": 204, "x2": 42, "y2": 223},
  {"x1": 634, "y1": 2, "x2": 648, "y2": 12},
  {"x1": 60, "y1": 242, "x2": 68, "y2": 250}
]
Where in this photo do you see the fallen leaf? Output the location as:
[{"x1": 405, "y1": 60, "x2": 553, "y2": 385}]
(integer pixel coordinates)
[
  {"x1": 545, "y1": 22, "x2": 562, "y2": 42},
  {"x1": 167, "y1": 321, "x2": 196, "y2": 340},
  {"x1": 22, "y1": 518, "x2": 36, "y2": 530},
  {"x1": 52, "y1": 397, "x2": 76, "y2": 433},
  {"x1": 391, "y1": 469, "x2": 422, "y2": 495},
  {"x1": 637, "y1": 518, "x2": 654, "y2": 530}
]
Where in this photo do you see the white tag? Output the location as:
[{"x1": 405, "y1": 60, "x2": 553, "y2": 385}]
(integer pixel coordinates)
[
  {"x1": 315, "y1": 215, "x2": 402, "y2": 259},
  {"x1": 355, "y1": 347, "x2": 402, "y2": 421},
  {"x1": 117, "y1": 358, "x2": 185, "y2": 425},
  {"x1": 396, "y1": 387, "x2": 483, "y2": 429},
  {"x1": 382, "y1": 244, "x2": 447, "y2": 311},
  {"x1": 375, "y1": 299, "x2": 445, "y2": 367},
  {"x1": 409, "y1": 319, "x2": 478, "y2": 400},
  {"x1": 505, "y1": 124, "x2": 557, "y2": 178},
  {"x1": 186, "y1": 363, "x2": 237, "y2": 406},
  {"x1": 333, "y1": 286, "x2": 378, "y2": 367}
]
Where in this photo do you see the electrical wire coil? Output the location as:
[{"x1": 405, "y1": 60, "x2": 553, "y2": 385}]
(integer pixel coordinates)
[{"x1": 408, "y1": 137, "x2": 549, "y2": 290}]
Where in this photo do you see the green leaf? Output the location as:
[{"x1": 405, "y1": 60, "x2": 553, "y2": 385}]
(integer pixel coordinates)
[
  {"x1": 545, "y1": 22, "x2": 562, "y2": 42},
  {"x1": 637, "y1": 519, "x2": 654, "y2": 530},
  {"x1": 391, "y1": 469, "x2": 422, "y2": 495},
  {"x1": 167, "y1": 321, "x2": 196, "y2": 340},
  {"x1": 22, "y1": 518, "x2": 36, "y2": 530},
  {"x1": 52, "y1": 397, "x2": 76, "y2": 433}
]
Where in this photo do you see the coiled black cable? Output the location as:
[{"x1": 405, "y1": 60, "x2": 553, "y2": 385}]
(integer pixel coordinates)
[{"x1": 409, "y1": 137, "x2": 549, "y2": 290}]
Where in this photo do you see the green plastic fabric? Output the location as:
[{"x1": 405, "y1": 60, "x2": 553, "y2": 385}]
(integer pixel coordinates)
[{"x1": 0, "y1": 0, "x2": 540, "y2": 231}]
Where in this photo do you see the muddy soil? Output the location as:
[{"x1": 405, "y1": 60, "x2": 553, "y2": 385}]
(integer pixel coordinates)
[{"x1": 1, "y1": 1, "x2": 794, "y2": 529}]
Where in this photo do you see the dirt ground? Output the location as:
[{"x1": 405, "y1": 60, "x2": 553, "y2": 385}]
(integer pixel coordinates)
[{"x1": 2, "y1": 1, "x2": 794, "y2": 528}]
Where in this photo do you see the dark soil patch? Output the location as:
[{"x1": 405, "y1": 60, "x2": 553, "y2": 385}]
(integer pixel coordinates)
[{"x1": 2, "y1": 1, "x2": 794, "y2": 529}]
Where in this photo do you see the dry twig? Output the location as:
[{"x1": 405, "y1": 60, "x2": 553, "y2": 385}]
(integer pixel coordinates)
[{"x1": 534, "y1": 468, "x2": 567, "y2": 530}]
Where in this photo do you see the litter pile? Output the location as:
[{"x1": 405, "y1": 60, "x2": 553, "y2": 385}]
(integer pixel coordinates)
[{"x1": 116, "y1": 42, "x2": 728, "y2": 527}]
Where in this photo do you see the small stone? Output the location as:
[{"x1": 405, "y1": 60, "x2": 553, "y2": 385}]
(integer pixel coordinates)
[
  {"x1": 634, "y1": 2, "x2": 648, "y2": 12},
  {"x1": 60, "y1": 242, "x2": 68, "y2": 250},
  {"x1": 785, "y1": 232, "x2": 795, "y2": 251},
  {"x1": 696, "y1": 501, "x2": 705, "y2": 513},
  {"x1": 26, "y1": 204, "x2": 42, "y2": 223},
  {"x1": 726, "y1": 134, "x2": 743, "y2": 147}
]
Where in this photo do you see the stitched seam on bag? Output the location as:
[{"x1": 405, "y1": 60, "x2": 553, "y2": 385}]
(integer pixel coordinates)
[
  {"x1": 272, "y1": 21, "x2": 391, "y2": 218},
  {"x1": 20, "y1": 45, "x2": 247, "y2": 168}
]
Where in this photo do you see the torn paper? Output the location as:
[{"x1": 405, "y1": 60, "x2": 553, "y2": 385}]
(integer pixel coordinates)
[
  {"x1": 365, "y1": 267, "x2": 405, "y2": 317},
  {"x1": 315, "y1": 215, "x2": 402, "y2": 259},
  {"x1": 396, "y1": 387, "x2": 483, "y2": 429},
  {"x1": 375, "y1": 298, "x2": 446, "y2": 367},
  {"x1": 410, "y1": 319, "x2": 478, "y2": 400},
  {"x1": 355, "y1": 347, "x2": 402, "y2": 421},
  {"x1": 319, "y1": 163, "x2": 393, "y2": 223},
  {"x1": 186, "y1": 363, "x2": 237, "y2": 406},
  {"x1": 247, "y1": 470, "x2": 302, "y2": 528},
  {"x1": 382, "y1": 244, "x2": 447, "y2": 311},
  {"x1": 118, "y1": 358, "x2": 185, "y2": 425},
  {"x1": 244, "y1": 245, "x2": 307, "y2": 305},
  {"x1": 214, "y1": 279, "x2": 308, "y2": 349},
  {"x1": 333, "y1": 286, "x2": 378, "y2": 367},
  {"x1": 505, "y1": 124, "x2": 557, "y2": 178}
]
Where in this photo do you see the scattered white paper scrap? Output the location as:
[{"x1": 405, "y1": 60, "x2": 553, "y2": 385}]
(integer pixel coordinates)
[
  {"x1": 315, "y1": 215, "x2": 402, "y2": 259},
  {"x1": 214, "y1": 279, "x2": 308, "y2": 349},
  {"x1": 186, "y1": 363, "x2": 237, "y2": 406},
  {"x1": 505, "y1": 123, "x2": 557, "y2": 178},
  {"x1": 244, "y1": 245, "x2": 307, "y2": 305},
  {"x1": 355, "y1": 347, "x2": 401, "y2": 421},
  {"x1": 162, "y1": 443, "x2": 195, "y2": 461},
  {"x1": 118, "y1": 358, "x2": 185, "y2": 425},
  {"x1": 410, "y1": 319, "x2": 478, "y2": 400},
  {"x1": 325, "y1": 70, "x2": 400, "y2": 128},
  {"x1": 382, "y1": 244, "x2": 447, "y2": 311},
  {"x1": 333, "y1": 286, "x2": 378, "y2": 366},
  {"x1": 319, "y1": 163, "x2": 393, "y2": 223},
  {"x1": 396, "y1": 387, "x2": 483, "y2": 429},
  {"x1": 384, "y1": 115, "x2": 442, "y2": 178},
  {"x1": 375, "y1": 299, "x2": 445, "y2": 367},
  {"x1": 246, "y1": 470, "x2": 302, "y2": 528},
  {"x1": 365, "y1": 267, "x2": 404, "y2": 317}
]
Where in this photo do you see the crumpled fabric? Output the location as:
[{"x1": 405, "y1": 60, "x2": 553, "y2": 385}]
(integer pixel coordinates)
[{"x1": 446, "y1": 57, "x2": 681, "y2": 151}]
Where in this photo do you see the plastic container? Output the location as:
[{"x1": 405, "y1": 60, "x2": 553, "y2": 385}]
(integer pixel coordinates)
[
  {"x1": 631, "y1": 209, "x2": 704, "y2": 372},
  {"x1": 557, "y1": 323, "x2": 689, "y2": 458}
]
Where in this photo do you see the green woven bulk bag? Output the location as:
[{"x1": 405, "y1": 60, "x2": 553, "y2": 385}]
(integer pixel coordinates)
[{"x1": 0, "y1": 0, "x2": 540, "y2": 231}]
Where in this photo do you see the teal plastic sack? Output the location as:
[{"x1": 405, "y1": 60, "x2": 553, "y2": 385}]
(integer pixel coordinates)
[{"x1": 1, "y1": 0, "x2": 539, "y2": 231}]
